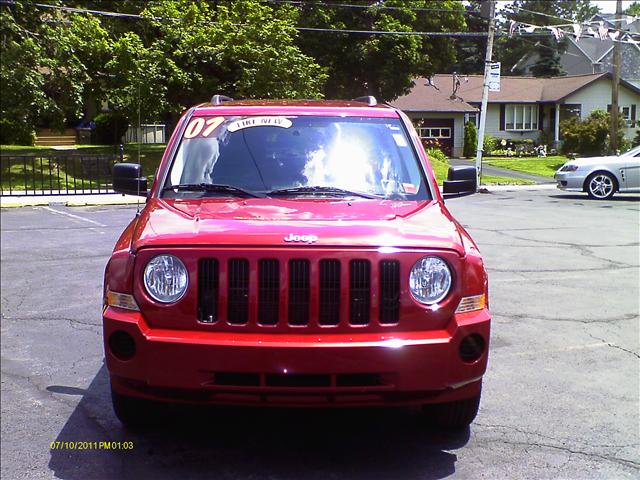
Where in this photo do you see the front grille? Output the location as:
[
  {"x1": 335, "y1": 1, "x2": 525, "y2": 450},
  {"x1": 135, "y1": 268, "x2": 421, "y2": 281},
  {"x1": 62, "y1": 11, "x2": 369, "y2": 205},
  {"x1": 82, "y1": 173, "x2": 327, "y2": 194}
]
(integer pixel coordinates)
[
  {"x1": 228, "y1": 259, "x2": 249, "y2": 324},
  {"x1": 197, "y1": 255, "x2": 402, "y2": 328},
  {"x1": 349, "y1": 260, "x2": 371, "y2": 325},
  {"x1": 288, "y1": 259, "x2": 310, "y2": 325}
]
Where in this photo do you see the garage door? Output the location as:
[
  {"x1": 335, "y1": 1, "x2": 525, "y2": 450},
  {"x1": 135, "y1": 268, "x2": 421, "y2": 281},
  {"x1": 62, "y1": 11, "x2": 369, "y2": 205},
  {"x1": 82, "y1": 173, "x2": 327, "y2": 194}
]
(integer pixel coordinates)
[{"x1": 415, "y1": 119, "x2": 454, "y2": 157}]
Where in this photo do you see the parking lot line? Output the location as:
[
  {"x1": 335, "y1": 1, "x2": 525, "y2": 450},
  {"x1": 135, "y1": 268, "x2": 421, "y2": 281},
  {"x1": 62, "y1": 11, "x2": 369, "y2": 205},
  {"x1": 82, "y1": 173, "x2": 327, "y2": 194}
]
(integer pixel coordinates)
[{"x1": 40, "y1": 206, "x2": 107, "y2": 227}]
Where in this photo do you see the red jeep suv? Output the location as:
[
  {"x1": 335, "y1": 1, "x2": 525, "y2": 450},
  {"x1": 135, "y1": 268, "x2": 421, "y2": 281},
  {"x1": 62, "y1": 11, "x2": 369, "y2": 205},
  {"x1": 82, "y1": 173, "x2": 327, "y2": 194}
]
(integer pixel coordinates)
[{"x1": 104, "y1": 96, "x2": 490, "y2": 428}]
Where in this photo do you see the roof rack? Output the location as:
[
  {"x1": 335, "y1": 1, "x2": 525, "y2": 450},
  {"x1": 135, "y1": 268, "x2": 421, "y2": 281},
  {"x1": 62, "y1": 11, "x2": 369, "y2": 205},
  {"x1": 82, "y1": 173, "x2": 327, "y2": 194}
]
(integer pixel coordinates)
[
  {"x1": 210, "y1": 94, "x2": 234, "y2": 105},
  {"x1": 352, "y1": 96, "x2": 378, "y2": 107}
]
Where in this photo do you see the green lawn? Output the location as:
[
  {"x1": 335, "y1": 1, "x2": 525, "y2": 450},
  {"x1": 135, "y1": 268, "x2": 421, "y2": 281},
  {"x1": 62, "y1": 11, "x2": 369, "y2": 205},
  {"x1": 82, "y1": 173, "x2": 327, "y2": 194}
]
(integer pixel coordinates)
[
  {"x1": 483, "y1": 155, "x2": 567, "y2": 178},
  {"x1": 1, "y1": 144, "x2": 165, "y2": 191},
  {"x1": 430, "y1": 157, "x2": 534, "y2": 186}
]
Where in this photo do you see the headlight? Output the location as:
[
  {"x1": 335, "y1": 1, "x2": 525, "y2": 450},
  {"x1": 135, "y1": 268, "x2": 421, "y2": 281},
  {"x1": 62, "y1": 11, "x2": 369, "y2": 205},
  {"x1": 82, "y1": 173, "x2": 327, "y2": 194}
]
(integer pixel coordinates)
[
  {"x1": 409, "y1": 256, "x2": 452, "y2": 304},
  {"x1": 143, "y1": 255, "x2": 188, "y2": 303},
  {"x1": 560, "y1": 164, "x2": 579, "y2": 172}
]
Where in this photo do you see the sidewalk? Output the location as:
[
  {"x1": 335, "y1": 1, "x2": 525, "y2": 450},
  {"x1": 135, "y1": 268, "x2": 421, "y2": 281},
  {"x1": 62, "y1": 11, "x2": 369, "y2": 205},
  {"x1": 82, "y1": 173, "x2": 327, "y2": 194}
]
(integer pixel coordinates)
[{"x1": 1, "y1": 184, "x2": 559, "y2": 208}]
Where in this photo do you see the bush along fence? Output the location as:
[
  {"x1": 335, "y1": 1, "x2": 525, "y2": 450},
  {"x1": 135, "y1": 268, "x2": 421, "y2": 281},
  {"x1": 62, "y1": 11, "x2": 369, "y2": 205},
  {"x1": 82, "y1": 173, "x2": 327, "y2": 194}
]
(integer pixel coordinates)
[{"x1": 1, "y1": 148, "x2": 123, "y2": 196}]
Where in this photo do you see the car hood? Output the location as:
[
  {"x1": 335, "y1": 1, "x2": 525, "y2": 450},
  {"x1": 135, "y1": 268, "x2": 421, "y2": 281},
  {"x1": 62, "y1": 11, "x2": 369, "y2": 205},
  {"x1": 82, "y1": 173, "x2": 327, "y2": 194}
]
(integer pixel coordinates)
[
  {"x1": 570, "y1": 156, "x2": 621, "y2": 166},
  {"x1": 130, "y1": 197, "x2": 464, "y2": 254}
]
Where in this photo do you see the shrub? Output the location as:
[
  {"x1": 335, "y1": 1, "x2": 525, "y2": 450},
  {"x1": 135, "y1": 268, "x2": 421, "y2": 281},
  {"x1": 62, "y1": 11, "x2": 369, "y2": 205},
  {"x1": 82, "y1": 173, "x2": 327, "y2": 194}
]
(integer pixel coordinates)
[
  {"x1": 0, "y1": 118, "x2": 36, "y2": 145},
  {"x1": 463, "y1": 122, "x2": 477, "y2": 158},
  {"x1": 633, "y1": 130, "x2": 640, "y2": 147},
  {"x1": 426, "y1": 147, "x2": 448, "y2": 164},
  {"x1": 93, "y1": 112, "x2": 129, "y2": 145},
  {"x1": 482, "y1": 134, "x2": 497, "y2": 154},
  {"x1": 561, "y1": 110, "x2": 625, "y2": 156}
]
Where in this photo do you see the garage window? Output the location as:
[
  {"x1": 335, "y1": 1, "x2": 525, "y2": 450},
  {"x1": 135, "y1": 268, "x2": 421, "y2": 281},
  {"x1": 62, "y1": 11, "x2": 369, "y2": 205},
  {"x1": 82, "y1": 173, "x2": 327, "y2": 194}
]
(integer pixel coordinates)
[{"x1": 417, "y1": 127, "x2": 451, "y2": 139}]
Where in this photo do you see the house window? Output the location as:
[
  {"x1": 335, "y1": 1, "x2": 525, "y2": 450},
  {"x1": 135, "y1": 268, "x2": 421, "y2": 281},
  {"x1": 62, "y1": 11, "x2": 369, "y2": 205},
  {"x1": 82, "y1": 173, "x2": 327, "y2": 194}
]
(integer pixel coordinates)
[
  {"x1": 505, "y1": 104, "x2": 538, "y2": 131},
  {"x1": 464, "y1": 113, "x2": 478, "y2": 126}
]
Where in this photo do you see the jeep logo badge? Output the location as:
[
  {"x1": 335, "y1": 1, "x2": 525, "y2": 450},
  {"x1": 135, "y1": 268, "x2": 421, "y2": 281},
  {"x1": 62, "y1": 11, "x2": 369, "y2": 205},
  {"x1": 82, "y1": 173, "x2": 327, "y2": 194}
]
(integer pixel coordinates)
[{"x1": 284, "y1": 233, "x2": 318, "y2": 244}]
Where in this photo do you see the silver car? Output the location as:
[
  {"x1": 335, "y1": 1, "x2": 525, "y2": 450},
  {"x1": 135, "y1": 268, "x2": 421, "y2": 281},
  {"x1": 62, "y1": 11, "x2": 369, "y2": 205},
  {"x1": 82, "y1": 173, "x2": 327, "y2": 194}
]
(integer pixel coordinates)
[{"x1": 554, "y1": 145, "x2": 640, "y2": 199}]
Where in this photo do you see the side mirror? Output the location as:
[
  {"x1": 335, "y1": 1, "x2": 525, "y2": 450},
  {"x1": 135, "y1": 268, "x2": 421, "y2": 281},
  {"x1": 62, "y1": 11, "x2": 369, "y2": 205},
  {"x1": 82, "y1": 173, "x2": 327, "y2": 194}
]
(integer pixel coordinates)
[
  {"x1": 443, "y1": 166, "x2": 477, "y2": 196},
  {"x1": 113, "y1": 163, "x2": 148, "y2": 196}
]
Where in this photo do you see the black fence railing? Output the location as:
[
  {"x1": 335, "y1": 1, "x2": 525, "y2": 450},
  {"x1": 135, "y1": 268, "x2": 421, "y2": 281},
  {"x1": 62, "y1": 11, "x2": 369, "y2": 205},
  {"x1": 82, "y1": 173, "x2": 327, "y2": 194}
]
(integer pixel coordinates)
[{"x1": 0, "y1": 153, "x2": 121, "y2": 196}]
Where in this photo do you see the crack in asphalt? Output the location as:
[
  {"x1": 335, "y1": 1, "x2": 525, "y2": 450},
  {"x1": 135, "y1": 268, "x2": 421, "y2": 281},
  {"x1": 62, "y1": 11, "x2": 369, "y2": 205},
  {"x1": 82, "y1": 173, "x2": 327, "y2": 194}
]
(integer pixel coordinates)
[
  {"x1": 492, "y1": 312, "x2": 638, "y2": 325},
  {"x1": 475, "y1": 423, "x2": 640, "y2": 470},
  {"x1": 587, "y1": 333, "x2": 640, "y2": 359}
]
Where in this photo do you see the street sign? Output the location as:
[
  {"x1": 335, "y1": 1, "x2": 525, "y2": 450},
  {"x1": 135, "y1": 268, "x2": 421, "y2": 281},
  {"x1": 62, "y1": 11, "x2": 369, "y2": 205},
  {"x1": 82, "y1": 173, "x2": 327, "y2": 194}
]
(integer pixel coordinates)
[{"x1": 488, "y1": 62, "x2": 500, "y2": 92}]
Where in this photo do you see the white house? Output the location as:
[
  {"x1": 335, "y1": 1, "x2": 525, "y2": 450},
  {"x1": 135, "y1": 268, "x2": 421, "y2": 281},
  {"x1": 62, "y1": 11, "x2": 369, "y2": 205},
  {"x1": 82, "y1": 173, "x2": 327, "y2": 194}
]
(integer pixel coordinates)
[{"x1": 391, "y1": 73, "x2": 640, "y2": 157}]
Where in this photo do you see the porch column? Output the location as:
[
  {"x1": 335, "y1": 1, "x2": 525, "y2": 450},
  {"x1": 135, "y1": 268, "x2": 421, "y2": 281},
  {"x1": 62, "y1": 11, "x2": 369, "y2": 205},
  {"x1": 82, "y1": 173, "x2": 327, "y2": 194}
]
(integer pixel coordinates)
[{"x1": 554, "y1": 103, "x2": 560, "y2": 148}]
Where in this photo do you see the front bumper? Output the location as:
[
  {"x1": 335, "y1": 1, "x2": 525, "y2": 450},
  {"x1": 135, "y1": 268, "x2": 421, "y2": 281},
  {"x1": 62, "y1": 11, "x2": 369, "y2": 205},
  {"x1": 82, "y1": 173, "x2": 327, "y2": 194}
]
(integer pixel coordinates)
[
  {"x1": 104, "y1": 307, "x2": 490, "y2": 406},
  {"x1": 554, "y1": 171, "x2": 586, "y2": 191}
]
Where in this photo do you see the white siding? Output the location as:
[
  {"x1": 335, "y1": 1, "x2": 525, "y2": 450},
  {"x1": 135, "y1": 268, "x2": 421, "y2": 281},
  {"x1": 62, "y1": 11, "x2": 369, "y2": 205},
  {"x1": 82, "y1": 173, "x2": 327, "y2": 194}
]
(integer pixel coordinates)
[
  {"x1": 483, "y1": 104, "x2": 541, "y2": 142},
  {"x1": 405, "y1": 112, "x2": 466, "y2": 157},
  {"x1": 563, "y1": 79, "x2": 640, "y2": 142}
]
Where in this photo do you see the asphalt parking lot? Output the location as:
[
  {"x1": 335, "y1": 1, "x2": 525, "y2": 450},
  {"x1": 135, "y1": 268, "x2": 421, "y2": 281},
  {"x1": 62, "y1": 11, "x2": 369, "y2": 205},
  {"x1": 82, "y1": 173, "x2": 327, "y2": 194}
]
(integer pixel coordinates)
[{"x1": 1, "y1": 189, "x2": 639, "y2": 480}]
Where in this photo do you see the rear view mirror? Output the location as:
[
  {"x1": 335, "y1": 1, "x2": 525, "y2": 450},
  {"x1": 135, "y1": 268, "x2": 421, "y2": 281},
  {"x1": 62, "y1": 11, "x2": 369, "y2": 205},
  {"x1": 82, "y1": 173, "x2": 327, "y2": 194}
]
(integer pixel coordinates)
[
  {"x1": 443, "y1": 166, "x2": 477, "y2": 196},
  {"x1": 113, "y1": 163, "x2": 148, "y2": 196}
]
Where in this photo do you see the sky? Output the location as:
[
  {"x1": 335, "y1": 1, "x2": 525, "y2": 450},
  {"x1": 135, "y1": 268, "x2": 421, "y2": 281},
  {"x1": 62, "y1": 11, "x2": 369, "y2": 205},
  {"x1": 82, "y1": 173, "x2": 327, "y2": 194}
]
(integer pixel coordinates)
[
  {"x1": 496, "y1": 1, "x2": 636, "y2": 15},
  {"x1": 591, "y1": 1, "x2": 635, "y2": 13}
]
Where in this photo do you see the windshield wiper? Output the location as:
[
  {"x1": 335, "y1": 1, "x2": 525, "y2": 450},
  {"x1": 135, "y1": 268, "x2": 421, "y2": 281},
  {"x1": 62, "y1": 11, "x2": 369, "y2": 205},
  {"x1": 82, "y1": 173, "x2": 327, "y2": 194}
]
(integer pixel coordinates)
[
  {"x1": 162, "y1": 183, "x2": 265, "y2": 198},
  {"x1": 268, "y1": 186, "x2": 379, "y2": 199}
]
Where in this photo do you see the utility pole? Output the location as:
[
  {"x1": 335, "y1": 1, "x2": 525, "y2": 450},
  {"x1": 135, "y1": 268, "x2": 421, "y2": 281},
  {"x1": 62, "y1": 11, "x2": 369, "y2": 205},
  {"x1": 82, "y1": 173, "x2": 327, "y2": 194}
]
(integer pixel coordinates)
[
  {"x1": 610, "y1": 0, "x2": 622, "y2": 154},
  {"x1": 475, "y1": 0, "x2": 496, "y2": 190}
]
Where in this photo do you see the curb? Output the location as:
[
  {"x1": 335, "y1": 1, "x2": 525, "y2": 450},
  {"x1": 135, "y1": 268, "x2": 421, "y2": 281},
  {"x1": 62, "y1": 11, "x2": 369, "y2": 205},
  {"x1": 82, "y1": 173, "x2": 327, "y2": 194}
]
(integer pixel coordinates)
[{"x1": 1, "y1": 194, "x2": 142, "y2": 208}]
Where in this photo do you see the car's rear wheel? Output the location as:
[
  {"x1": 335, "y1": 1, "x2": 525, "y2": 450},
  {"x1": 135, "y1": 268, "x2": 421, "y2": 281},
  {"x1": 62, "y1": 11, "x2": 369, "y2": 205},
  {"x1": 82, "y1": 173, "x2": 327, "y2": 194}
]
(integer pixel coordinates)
[
  {"x1": 586, "y1": 172, "x2": 616, "y2": 200},
  {"x1": 111, "y1": 385, "x2": 157, "y2": 427},
  {"x1": 423, "y1": 392, "x2": 481, "y2": 429}
]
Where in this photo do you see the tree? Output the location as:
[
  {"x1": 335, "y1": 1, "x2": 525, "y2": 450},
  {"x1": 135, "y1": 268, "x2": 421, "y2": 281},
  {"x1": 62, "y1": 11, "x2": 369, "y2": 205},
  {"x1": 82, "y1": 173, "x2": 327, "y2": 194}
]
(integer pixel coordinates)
[
  {"x1": 0, "y1": 0, "x2": 327, "y2": 144},
  {"x1": 143, "y1": 0, "x2": 326, "y2": 113},
  {"x1": 496, "y1": 0, "x2": 600, "y2": 75},
  {"x1": 463, "y1": 121, "x2": 477, "y2": 158},
  {"x1": 625, "y1": 2, "x2": 640, "y2": 16},
  {"x1": 452, "y1": 0, "x2": 487, "y2": 75},
  {"x1": 291, "y1": 0, "x2": 466, "y2": 101},
  {"x1": 561, "y1": 110, "x2": 626, "y2": 155}
]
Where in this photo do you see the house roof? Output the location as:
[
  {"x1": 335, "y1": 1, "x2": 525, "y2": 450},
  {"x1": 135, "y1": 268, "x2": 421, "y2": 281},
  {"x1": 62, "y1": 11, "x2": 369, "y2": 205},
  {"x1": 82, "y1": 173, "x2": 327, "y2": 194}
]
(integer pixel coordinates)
[
  {"x1": 389, "y1": 78, "x2": 478, "y2": 112},
  {"x1": 390, "y1": 73, "x2": 640, "y2": 111}
]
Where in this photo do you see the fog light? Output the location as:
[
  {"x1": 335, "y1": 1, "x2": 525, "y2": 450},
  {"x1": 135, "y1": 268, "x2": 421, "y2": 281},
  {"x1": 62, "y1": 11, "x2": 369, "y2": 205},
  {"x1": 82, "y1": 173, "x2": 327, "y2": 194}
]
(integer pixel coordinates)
[
  {"x1": 459, "y1": 334, "x2": 485, "y2": 363},
  {"x1": 109, "y1": 331, "x2": 136, "y2": 361}
]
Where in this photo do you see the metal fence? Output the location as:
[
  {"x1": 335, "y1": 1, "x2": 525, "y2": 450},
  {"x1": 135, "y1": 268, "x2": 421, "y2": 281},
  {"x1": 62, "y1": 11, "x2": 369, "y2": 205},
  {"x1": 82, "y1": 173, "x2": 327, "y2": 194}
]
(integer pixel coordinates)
[{"x1": 0, "y1": 153, "x2": 120, "y2": 196}]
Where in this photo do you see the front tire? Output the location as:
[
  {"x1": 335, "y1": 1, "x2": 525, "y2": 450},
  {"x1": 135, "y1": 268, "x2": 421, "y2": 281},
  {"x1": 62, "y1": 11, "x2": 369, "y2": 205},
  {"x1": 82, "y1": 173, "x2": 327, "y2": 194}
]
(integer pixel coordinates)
[
  {"x1": 111, "y1": 386, "x2": 157, "y2": 427},
  {"x1": 423, "y1": 393, "x2": 481, "y2": 429},
  {"x1": 586, "y1": 172, "x2": 616, "y2": 200}
]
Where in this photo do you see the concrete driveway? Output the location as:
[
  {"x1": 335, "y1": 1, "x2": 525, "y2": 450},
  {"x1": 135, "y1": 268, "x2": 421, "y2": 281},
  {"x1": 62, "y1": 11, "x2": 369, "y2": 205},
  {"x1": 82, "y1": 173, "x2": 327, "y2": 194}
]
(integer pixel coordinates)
[{"x1": 1, "y1": 189, "x2": 638, "y2": 479}]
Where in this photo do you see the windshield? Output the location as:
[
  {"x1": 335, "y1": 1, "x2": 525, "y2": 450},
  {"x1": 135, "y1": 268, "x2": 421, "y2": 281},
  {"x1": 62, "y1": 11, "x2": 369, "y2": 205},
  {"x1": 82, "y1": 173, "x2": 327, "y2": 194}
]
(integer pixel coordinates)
[{"x1": 163, "y1": 115, "x2": 429, "y2": 200}]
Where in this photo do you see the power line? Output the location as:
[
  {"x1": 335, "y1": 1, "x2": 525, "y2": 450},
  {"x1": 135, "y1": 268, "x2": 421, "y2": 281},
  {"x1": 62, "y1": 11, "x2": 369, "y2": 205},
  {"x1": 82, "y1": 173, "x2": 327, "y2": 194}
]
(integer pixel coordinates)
[
  {"x1": 263, "y1": 0, "x2": 482, "y2": 16},
  {"x1": 0, "y1": 0, "x2": 503, "y2": 37}
]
